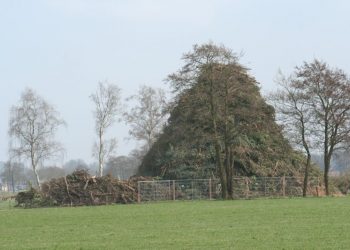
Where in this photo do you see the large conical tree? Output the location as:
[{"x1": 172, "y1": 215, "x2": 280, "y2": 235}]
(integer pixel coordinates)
[{"x1": 139, "y1": 43, "x2": 308, "y2": 198}]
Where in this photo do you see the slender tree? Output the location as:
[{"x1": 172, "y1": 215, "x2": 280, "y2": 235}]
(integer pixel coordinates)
[
  {"x1": 8, "y1": 89, "x2": 65, "y2": 189},
  {"x1": 277, "y1": 60, "x2": 350, "y2": 195},
  {"x1": 296, "y1": 60, "x2": 350, "y2": 195},
  {"x1": 270, "y1": 74, "x2": 313, "y2": 196},
  {"x1": 124, "y1": 85, "x2": 168, "y2": 151},
  {"x1": 91, "y1": 81, "x2": 121, "y2": 177}
]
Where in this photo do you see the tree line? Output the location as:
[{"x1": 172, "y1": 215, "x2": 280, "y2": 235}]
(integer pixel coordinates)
[
  {"x1": 4, "y1": 42, "x2": 350, "y2": 198},
  {"x1": 5, "y1": 83, "x2": 168, "y2": 190},
  {"x1": 139, "y1": 43, "x2": 350, "y2": 198}
]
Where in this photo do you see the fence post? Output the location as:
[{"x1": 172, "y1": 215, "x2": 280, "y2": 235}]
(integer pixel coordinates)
[
  {"x1": 191, "y1": 181, "x2": 194, "y2": 200},
  {"x1": 168, "y1": 180, "x2": 171, "y2": 201},
  {"x1": 245, "y1": 177, "x2": 249, "y2": 198},
  {"x1": 137, "y1": 182, "x2": 141, "y2": 203},
  {"x1": 172, "y1": 180, "x2": 176, "y2": 201},
  {"x1": 316, "y1": 177, "x2": 320, "y2": 197},
  {"x1": 209, "y1": 178, "x2": 212, "y2": 200},
  {"x1": 153, "y1": 182, "x2": 156, "y2": 201},
  {"x1": 282, "y1": 176, "x2": 286, "y2": 197}
]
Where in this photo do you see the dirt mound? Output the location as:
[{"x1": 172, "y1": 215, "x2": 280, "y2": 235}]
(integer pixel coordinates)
[{"x1": 16, "y1": 170, "x2": 152, "y2": 208}]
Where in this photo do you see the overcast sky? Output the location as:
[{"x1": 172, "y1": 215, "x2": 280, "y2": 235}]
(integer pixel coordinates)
[{"x1": 1, "y1": 0, "x2": 350, "y2": 164}]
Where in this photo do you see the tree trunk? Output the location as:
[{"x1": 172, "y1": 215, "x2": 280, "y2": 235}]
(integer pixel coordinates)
[
  {"x1": 302, "y1": 153, "x2": 311, "y2": 197},
  {"x1": 99, "y1": 162, "x2": 103, "y2": 177},
  {"x1": 11, "y1": 168, "x2": 15, "y2": 193},
  {"x1": 33, "y1": 166, "x2": 41, "y2": 190},
  {"x1": 324, "y1": 170, "x2": 329, "y2": 196},
  {"x1": 215, "y1": 142, "x2": 227, "y2": 199},
  {"x1": 8, "y1": 165, "x2": 15, "y2": 192},
  {"x1": 223, "y1": 78, "x2": 233, "y2": 199},
  {"x1": 208, "y1": 74, "x2": 228, "y2": 199},
  {"x1": 226, "y1": 148, "x2": 234, "y2": 199},
  {"x1": 324, "y1": 155, "x2": 331, "y2": 196},
  {"x1": 98, "y1": 127, "x2": 104, "y2": 177},
  {"x1": 322, "y1": 116, "x2": 334, "y2": 196},
  {"x1": 31, "y1": 151, "x2": 41, "y2": 189}
]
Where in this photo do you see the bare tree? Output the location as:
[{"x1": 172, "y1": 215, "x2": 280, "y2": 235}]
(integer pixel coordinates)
[
  {"x1": 91, "y1": 81, "x2": 121, "y2": 177},
  {"x1": 63, "y1": 159, "x2": 89, "y2": 174},
  {"x1": 295, "y1": 60, "x2": 350, "y2": 195},
  {"x1": 275, "y1": 60, "x2": 350, "y2": 195},
  {"x1": 0, "y1": 161, "x2": 27, "y2": 192},
  {"x1": 38, "y1": 166, "x2": 65, "y2": 182},
  {"x1": 124, "y1": 85, "x2": 168, "y2": 151},
  {"x1": 105, "y1": 155, "x2": 139, "y2": 179},
  {"x1": 270, "y1": 73, "x2": 313, "y2": 196},
  {"x1": 8, "y1": 89, "x2": 65, "y2": 189}
]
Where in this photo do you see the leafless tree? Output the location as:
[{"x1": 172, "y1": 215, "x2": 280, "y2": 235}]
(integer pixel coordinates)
[
  {"x1": 91, "y1": 81, "x2": 121, "y2": 177},
  {"x1": 105, "y1": 155, "x2": 139, "y2": 180},
  {"x1": 0, "y1": 161, "x2": 27, "y2": 192},
  {"x1": 8, "y1": 89, "x2": 65, "y2": 189},
  {"x1": 274, "y1": 60, "x2": 350, "y2": 195},
  {"x1": 270, "y1": 73, "x2": 314, "y2": 196},
  {"x1": 295, "y1": 60, "x2": 350, "y2": 195},
  {"x1": 38, "y1": 166, "x2": 65, "y2": 182},
  {"x1": 124, "y1": 85, "x2": 168, "y2": 151}
]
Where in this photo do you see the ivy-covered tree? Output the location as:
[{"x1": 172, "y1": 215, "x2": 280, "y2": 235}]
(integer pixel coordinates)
[{"x1": 139, "y1": 43, "x2": 308, "y2": 199}]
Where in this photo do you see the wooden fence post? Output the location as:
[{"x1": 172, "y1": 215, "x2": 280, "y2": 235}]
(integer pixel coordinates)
[
  {"x1": 282, "y1": 176, "x2": 286, "y2": 197},
  {"x1": 168, "y1": 180, "x2": 171, "y2": 201},
  {"x1": 191, "y1": 181, "x2": 194, "y2": 200},
  {"x1": 209, "y1": 178, "x2": 212, "y2": 200},
  {"x1": 154, "y1": 182, "x2": 156, "y2": 201},
  {"x1": 137, "y1": 181, "x2": 141, "y2": 203},
  {"x1": 245, "y1": 177, "x2": 249, "y2": 198},
  {"x1": 172, "y1": 180, "x2": 176, "y2": 201}
]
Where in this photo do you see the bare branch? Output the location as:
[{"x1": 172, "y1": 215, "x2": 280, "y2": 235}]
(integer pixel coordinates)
[
  {"x1": 8, "y1": 88, "x2": 65, "y2": 189},
  {"x1": 90, "y1": 81, "x2": 121, "y2": 176}
]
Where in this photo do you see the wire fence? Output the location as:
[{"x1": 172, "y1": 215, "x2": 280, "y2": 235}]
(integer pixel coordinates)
[
  {"x1": 0, "y1": 177, "x2": 324, "y2": 206},
  {"x1": 138, "y1": 176, "x2": 322, "y2": 202}
]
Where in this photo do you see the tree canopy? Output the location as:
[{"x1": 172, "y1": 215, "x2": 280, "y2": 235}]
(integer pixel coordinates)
[{"x1": 138, "y1": 44, "x2": 310, "y2": 190}]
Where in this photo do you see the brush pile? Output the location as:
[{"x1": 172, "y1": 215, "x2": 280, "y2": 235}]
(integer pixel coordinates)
[{"x1": 16, "y1": 170, "x2": 152, "y2": 208}]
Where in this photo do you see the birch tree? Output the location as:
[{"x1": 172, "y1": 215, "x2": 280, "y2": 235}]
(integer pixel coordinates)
[
  {"x1": 124, "y1": 85, "x2": 168, "y2": 151},
  {"x1": 91, "y1": 81, "x2": 121, "y2": 177},
  {"x1": 8, "y1": 88, "x2": 65, "y2": 189}
]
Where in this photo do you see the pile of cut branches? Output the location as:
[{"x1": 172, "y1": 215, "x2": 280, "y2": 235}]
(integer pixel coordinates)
[{"x1": 16, "y1": 170, "x2": 151, "y2": 208}]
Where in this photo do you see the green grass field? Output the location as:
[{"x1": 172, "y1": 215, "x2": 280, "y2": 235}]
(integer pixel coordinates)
[{"x1": 1, "y1": 197, "x2": 350, "y2": 249}]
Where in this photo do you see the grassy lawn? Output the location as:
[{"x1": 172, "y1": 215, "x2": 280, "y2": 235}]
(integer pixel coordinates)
[{"x1": 0, "y1": 197, "x2": 350, "y2": 249}]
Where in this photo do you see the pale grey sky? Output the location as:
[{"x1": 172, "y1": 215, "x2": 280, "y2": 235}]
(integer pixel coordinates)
[{"x1": 1, "y1": 0, "x2": 350, "y2": 164}]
